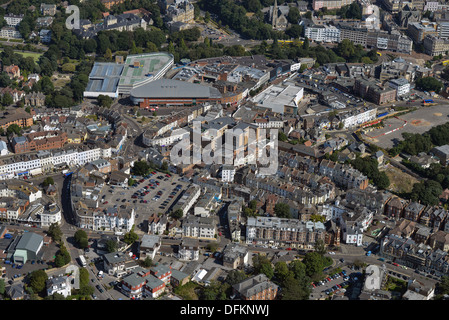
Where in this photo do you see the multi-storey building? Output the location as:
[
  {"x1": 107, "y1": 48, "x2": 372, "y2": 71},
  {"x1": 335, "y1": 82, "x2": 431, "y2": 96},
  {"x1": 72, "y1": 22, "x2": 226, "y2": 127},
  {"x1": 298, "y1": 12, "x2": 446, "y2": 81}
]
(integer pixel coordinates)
[
  {"x1": 388, "y1": 78, "x2": 411, "y2": 98},
  {"x1": 313, "y1": 0, "x2": 356, "y2": 10},
  {"x1": 407, "y1": 21, "x2": 438, "y2": 44},
  {"x1": 246, "y1": 216, "x2": 326, "y2": 249},
  {"x1": 0, "y1": 27, "x2": 21, "y2": 39},
  {"x1": 354, "y1": 78, "x2": 396, "y2": 105},
  {"x1": 11, "y1": 131, "x2": 68, "y2": 154},
  {"x1": 182, "y1": 215, "x2": 216, "y2": 239},
  {"x1": 232, "y1": 274, "x2": 279, "y2": 300},
  {"x1": 4, "y1": 14, "x2": 23, "y2": 27},
  {"x1": 423, "y1": 35, "x2": 449, "y2": 56},
  {"x1": 305, "y1": 25, "x2": 341, "y2": 43},
  {"x1": 172, "y1": 184, "x2": 201, "y2": 216}
]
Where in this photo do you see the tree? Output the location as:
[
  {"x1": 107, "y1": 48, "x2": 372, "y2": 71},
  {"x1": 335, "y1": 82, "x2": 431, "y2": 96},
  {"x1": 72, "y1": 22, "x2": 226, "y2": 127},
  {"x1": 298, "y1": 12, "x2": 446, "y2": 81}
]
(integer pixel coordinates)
[
  {"x1": 106, "y1": 239, "x2": 118, "y2": 253},
  {"x1": 287, "y1": 6, "x2": 300, "y2": 24},
  {"x1": 42, "y1": 177, "x2": 55, "y2": 187},
  {"x1": 6, "y1": 124, "x2": 22, "y2": 136},
  {"x1": 45, "y1": 293, "x2": 66, "y2": 300},
  {"x1": 2, "y1": 93, "x2": 13, "y2": 106},
  {"x1": 314, "y1": 239, "x2": 327, "y2": 255},
  {"x1": 132, "y1": 161, "x2": 151, "y2": 176},
  {"x1": 161, "y1": 161, "x2": 168, "y2": 171},
  {"x1": 74, "y1": 229, "x2": 88, "y2": 249},
  {"x1": 61, "y1": 63, "x2": 76, "y2": 73},
  {"x1": 337, "y1": 39, "x2": 356, "y2": 60},
  {"x1": 278, "y1": 131, "x2": 288, "y2": 142},
  {"x1": 274, "y1": 203, "x2": 291, "y2": 218},
  {"x1": 274, "y1": 261, "x2": 292, "y2": 284},
  {"x1": 143, "y1": 257, "x2": 153, "y2": 268},
  {"x1": 281, "y1": 277, "x2": 310, "y2": 300},
  {"x1": 416, "y1": 77, "x2": 443, "y2": 93},
  {"x1": 201, "y1": 280, "x2": 228, "y2": 300},
  {"x1": 104, "y1": 48, "x2": 113, "y2": 61},
  {"x1": 29, "y1": 270, "x2": 48, "y2": 294},
  {"x1": 302, "y1": 252, "x2": 325, "y2": 279},
  {"x1": 124, "y1": 226, "x2": 139, "y2": 245},
  {"x1": 48, "y1": 223, "x2": 62, "y2": 242},
  {"x1": 253, "y1": 254, "x2": 274, "y2": 279},
  {"x1": 204, "y1": 11, "x2": 211, "y2": 23},
  {"x1": 128, "y1": 178, "x2": 136, "y2": 187},
  {"x1": 410, "y1": 180, "x2": 443, "y2": 206},
  {"x1": 97, "y1": 94, "x2": 113, "y2": 108},
  {"x1": 225, "y1": 270, "x2": 247, "y2": 285},
  {"x1": 288, "y1": 260, "x2": 307, "y2": 281},
  {"x1": 435, "y1": 275, "x2": 449, "y2": 299},
  {"x1": 55, "y1": 244, "x2": 71, "y2": 267},
  {"x1": 0, "y1": 278, "x2": 5, "y2": 295},
  {"x1": 171, "y1": 208, "x2": 184, "y2": 220},
  {"x1": 206, "y1": 242, "x2": 219, "y2": 252}
]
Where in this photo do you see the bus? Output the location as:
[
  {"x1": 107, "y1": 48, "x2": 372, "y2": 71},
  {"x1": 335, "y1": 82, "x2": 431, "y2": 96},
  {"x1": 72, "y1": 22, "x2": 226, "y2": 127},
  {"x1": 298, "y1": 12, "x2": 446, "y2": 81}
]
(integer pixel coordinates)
[
  {"x1": 78, "y1": 255, "x2": 87, "y2": 267},
  {"x1": 423, "y1": 99, "x2": 436, "y2": 106}
]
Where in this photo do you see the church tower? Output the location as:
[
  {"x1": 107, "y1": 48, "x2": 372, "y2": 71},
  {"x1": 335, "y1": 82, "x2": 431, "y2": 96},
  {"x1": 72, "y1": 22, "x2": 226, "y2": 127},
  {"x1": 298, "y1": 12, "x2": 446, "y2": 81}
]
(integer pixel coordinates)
[{"x1": 272, "y1": 0, "x2": 278, "y2": 29}]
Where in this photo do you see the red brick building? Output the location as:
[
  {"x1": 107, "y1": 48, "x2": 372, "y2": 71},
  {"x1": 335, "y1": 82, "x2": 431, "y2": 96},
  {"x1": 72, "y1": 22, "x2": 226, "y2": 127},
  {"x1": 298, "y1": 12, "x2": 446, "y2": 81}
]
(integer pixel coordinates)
[{"x1": 11, "y1": 130, "x2": 68, "y2": 153}]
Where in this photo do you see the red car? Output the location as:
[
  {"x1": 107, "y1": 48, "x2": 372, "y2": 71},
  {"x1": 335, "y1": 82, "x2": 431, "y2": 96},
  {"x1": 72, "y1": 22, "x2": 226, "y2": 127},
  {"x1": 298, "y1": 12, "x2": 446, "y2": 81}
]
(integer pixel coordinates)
[
  {"x1": 392, "y1": 263, "x2": 399, "y2": 267},
  {"x1": 151, "y1": 171, "x2": 156, "y2": 174},
  {"x1": 286, "y1": 247, "x2": 292, "y2": 251},
  {"x1": 104, "y1": 201, "x2": 108, "y2": 204},
  {"x1": 165, "y1": 174, "x2": 171, "y2": 177}
]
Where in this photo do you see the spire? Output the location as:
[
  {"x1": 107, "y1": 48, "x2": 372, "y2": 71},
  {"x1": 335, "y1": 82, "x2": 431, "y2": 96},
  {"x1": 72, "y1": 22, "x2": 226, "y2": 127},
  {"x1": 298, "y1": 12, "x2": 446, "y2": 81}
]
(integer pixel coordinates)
[{"x1": 272, "y1": 0, "x2": 278, "y2": 28}]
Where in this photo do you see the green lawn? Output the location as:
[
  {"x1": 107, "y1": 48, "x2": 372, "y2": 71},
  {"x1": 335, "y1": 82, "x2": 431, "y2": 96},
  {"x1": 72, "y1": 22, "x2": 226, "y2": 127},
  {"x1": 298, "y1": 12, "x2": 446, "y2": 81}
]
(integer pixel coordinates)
[{"x1": 0, "y1": 50, "x2": 42, "y2": 62}]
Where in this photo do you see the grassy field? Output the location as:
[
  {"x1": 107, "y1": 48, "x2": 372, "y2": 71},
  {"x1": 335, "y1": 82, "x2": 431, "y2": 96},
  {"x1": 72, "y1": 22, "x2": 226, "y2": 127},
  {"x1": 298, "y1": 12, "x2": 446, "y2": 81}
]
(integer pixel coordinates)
[
  {"x1": 173, "y1": 281, "x2": 201, "y2": 300},
  {"x1": 0, "y1": 50, "x2": 42, "y2": 62},
  {"x1": 51, "y1": 73, "x2": 71, "y2": 89},
  {"x1": 381, "y1": 163, "x2": 419, "y2": 194}
]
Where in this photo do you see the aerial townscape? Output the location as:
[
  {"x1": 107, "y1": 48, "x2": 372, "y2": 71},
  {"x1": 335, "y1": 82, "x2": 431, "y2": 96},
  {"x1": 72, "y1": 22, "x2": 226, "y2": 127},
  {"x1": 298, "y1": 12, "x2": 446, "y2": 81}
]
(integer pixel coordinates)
[{"x1": 3, "y1": 0, "x2": 449, "y2": 308}]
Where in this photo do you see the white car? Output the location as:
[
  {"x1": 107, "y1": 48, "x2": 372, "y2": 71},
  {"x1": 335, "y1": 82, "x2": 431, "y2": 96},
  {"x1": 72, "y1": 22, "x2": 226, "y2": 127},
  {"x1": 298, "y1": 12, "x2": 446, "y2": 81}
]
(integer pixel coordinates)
[{"x1": 328, "y1": 252, "x2": 335, "y2": 255}]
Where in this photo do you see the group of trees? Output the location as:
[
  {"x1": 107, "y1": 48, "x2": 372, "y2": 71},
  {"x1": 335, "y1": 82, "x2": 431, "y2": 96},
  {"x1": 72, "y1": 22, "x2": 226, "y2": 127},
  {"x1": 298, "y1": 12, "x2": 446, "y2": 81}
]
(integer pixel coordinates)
[
  {"x1": 251, "y1": 37, "x2": 379, "y2": 66},
  {"x1": 390, "y1": 121, "x2": 449, "y2": 157},
  {"x1": 199, "y1": 0, "x2": 282, "y2": 40},
  {"x1": 199, "y1": 239, "x2": 332, "y2": 300},
  {"x1": 410, "y1": 179, "x2": 443, "y2": 206},
  {"x1": 390, "y1": 121, "x2": 449, "y2": 204},
  {"x1": 336, "y1": 3, "x2": 362, "y2": 19},
  {"x1": 74, "y1": 229, "x2": 89, "y2": 249},
  {"x1": 351, "y1": 156, "x2": 390, "y2": 190},
  {"x1": 415, "y1": 77, "x2": 444, "y2": 93}
]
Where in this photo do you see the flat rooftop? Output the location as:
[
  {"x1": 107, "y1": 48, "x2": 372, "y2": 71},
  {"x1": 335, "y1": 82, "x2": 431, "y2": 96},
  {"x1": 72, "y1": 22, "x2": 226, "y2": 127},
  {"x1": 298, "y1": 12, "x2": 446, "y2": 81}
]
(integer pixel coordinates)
[{"x1": 118, "y1": 53, "x2": 173, "y2": 87}]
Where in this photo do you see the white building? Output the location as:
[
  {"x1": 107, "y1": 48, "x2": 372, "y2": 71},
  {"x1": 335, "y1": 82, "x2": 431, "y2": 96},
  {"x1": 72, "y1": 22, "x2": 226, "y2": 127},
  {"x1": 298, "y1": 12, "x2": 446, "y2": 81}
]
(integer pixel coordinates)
[
  {"x1": 221, "y1": 165, "x2": 235, "y2": 183},
  {"x1": 139, "y1": 234, "x2": 161, "y2": 260},
  {"x1": 388, "y1": 78, "x2": 410, "y2": 98},
  {"x1": 40, "y1": 203, "x2": 62, "y2": 227},
  {"x1": 251, "y1": 84, "x2": 304, "y2": 114},
  {"x1": 305, "y1": 25, "x2": 341, "y2": 43},
  {"x1": 339, "y1": 107, "x2": 377, "y2": 129},
  {"x1": 344, "y1": 226, "x2": 364, "y2": 246},
  {"x1": 0, "y1": 27, "x2": 21, "y2": 39},
  {"x1": 151, "y1": 128, "x2": 190, "y2": 147},
  {"x1": 177, "y1": 238, "x2": 200, "y2": 261},
  {"x1": 4, "y1": 14, "x2": 23, "y2": 27},
  {"x1": 172, "y1": 184, "x2": 201, "y2": 217},
  {"x1": 424, "y1": 1, "x2": 439, "y2": 11},
  {"x1": 182, "y1": 215, "x2": 216, "y2": 239},
  {"x1": 46, "y1": 275, "x2": 72, "y2": 298}
]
